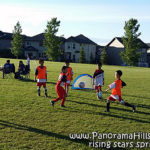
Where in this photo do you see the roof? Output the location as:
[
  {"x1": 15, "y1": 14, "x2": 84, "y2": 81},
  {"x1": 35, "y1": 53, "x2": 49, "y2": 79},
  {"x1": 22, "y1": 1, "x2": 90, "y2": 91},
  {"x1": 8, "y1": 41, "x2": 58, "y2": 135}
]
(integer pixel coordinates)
[
  {"x1": 0, "y1": 31, "x2": 31, "y2": 40},
  {"x1": 107, "y1": 37, "x2": 149, "y2": 48},
  {"x1": 146, "y1": 43, "x2": 150, "y2": 48},
  {"x1": 66, "y1": 34, "x2": 97, "y2": 45},
  {"x1": 30, "y1": 33, "x2": 66, "y2": 42}
]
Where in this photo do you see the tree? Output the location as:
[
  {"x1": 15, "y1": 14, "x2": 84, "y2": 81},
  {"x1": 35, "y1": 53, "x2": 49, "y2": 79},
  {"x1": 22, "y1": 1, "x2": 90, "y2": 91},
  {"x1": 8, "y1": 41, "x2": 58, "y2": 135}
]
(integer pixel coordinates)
[
  {"x1": 120, "y1": 18, "x2": 141, "y2": 66},
  {"x1": 11, "y1": 21, "x2": 23, "y2": 58},
  {"x1": 90, "y1": 52, "x2": 94, "y2": 64},
  {"x1": 43, "y1": 18, "x2": 62, "y2": 61},
  {"x1": 79, "y1": 44, "x2": 86, "y2": 63},
  {"x1": 101, "y1": 47, "x2": 108, "y2": 64}
]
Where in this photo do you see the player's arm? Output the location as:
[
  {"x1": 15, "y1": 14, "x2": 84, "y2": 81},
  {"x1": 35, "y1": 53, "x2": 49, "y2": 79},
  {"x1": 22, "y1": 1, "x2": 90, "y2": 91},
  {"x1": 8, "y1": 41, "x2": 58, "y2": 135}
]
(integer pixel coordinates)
[
  {"x1": 105, "y1": 82, "x2": 116, "y2": 92},
  {"x1": 121, "y1": 80, "x2": 126, "y2": 88}
]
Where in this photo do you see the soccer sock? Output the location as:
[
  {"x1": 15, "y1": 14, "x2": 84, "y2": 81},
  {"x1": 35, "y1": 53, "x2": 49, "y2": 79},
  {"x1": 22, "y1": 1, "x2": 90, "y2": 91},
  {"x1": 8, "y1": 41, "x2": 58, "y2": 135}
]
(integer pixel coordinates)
[
  {"x1": 44, "y1": 87, "x2": 47, "y2": 95},
  {"x1": 38, "y1": 87, "x2": 40, "y2": 95},
  {"x1": 124, "y1": 102, "x2": 134, "y2": 108},
  {"x1": 107, "y1": 102, "x2": 110, "y2": 111},
  {"x1": 99, "y1": 91, "x2": 102, "y2": 97}
]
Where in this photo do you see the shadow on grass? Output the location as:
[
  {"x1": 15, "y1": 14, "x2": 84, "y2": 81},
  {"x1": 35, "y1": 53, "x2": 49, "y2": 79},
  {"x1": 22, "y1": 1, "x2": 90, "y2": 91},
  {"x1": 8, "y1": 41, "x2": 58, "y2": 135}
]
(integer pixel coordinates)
[
  {"x1": 66, "y1": 100, "x2": 150, "y2": 123},
  {"x1": 0, "y1": 120, "x2": 89, "y2": 146},
  {"x1": 68, "y1": 98, "x2": 150, "y2": 115},
  {"x1": 63, "y1": 107, "x2": 150, "y2": 124},
  {"x1": 122, "y1": 94, "x2": 150, "y2": 100}
]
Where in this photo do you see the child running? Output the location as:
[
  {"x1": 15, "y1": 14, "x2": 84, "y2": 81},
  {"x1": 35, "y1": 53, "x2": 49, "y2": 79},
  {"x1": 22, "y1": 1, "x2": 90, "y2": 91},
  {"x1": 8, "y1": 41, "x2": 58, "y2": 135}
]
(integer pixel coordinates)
[
  {"x1": 105, "y1": 70, "x2": 136, "y2": 112},
  {"x1": 35, "y1": 59, "x2": 48, "y2": 97},
  {"x1": 50, "y1": 66, "x2": 67, "y2": 107},
  {"x1": 64, "y1": 61, "x2": 73, "y2": 96},
  {"x1": 93, "y1": 62, "x2": 104, "y2": 99}
]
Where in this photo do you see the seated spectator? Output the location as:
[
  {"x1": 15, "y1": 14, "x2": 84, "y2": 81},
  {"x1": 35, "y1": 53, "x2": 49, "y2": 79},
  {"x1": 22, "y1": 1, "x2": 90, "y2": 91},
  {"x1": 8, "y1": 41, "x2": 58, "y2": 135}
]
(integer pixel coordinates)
[
  {"x1": 4, "y1": 60, "x2": 11, "y2": 68},
  {"x1": 18, "y1": 61, "x2": 26, "y2": 74},
  {"x1": 3, "y1": 60, "x2": 15, "y2": 73}
]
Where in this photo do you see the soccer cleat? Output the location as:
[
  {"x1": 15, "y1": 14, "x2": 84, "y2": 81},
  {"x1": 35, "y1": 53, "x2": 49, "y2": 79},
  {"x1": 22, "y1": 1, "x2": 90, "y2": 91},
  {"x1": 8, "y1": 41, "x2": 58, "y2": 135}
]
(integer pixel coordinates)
[
  {"x1": 105, "y1": 110, "x2": 110, "y2": 112},
  {"x1": 50, "y1": 101, "x2": 54, "y2": 107},
  {"x1": 132, "y1": 105, "x2": 136, "y2": 112},
  {"x1": 61, "y1": 105, "x2": 66, "y2": 107},
  {"x1": 38, "y1": 93, "x2": 40, "y2": 96}
]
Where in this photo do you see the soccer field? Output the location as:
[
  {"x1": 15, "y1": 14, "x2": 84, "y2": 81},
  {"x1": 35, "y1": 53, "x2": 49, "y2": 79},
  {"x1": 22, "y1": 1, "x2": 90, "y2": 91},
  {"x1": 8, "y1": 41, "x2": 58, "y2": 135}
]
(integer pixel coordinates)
[{"x1": 0, "y1": 58, "x2": 150, "y2": 150}]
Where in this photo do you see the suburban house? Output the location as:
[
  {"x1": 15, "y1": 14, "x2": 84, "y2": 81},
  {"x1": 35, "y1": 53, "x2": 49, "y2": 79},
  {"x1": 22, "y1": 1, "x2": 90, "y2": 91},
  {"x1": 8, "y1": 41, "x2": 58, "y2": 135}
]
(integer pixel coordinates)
[
  {"x1": 106, "y1": 37, "x2": 149, "y2": 67},
  {"x1": 0, "y1": 31, "x2": 38, "y2": 58},
  {"x1": 63, "y1": 34, "x2": 97, "y2": 63},
  {"x1": 146, "y1": 43, "x2": 150, "y2": 66},
  {"x1": 0, "y1": 31, "x2": 99, "y2": 63}
]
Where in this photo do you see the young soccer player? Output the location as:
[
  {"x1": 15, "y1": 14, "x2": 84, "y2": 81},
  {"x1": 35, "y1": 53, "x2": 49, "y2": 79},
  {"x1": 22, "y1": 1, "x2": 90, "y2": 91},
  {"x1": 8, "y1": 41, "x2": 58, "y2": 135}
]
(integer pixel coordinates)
[
  {"x1": 93, "y1": 62, "x2": 104, "y2": 99},
  {"x1": 35, "y1": 59, "x2": 48, "y2": 97},
  {"x1": 105, "y1": 70, "x2": 136, "y2": 112},
  {"x1": 50, "y1": 66, "x2": 67, "y2": 107},
  {"x1": 64, "y1": 61, "x2": 73, "y2": 96}
]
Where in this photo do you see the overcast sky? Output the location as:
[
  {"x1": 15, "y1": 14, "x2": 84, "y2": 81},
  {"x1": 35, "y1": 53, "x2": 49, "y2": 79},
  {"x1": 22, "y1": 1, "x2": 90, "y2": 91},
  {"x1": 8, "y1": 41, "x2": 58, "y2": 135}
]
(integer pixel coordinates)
[{"x1": 0, "y1": 0, "x2": 149, "y2": 45}]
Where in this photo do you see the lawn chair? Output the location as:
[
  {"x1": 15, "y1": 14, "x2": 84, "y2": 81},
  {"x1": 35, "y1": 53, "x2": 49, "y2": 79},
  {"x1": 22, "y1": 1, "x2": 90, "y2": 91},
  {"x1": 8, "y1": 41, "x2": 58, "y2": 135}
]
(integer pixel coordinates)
[
  {"x1": 20, "y1": 65, "x2": 30, "y2": 79},
  {"x1": 2, "y1": 64, "x2": 15, "y2": 79}
]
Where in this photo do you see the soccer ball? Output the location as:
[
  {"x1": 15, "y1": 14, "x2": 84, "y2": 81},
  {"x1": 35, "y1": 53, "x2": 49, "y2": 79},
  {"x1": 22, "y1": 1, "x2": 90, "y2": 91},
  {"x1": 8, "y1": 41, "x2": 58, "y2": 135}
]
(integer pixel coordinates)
[{"x1": 79, "y1": 82, "x2": 85, "y2": 88}]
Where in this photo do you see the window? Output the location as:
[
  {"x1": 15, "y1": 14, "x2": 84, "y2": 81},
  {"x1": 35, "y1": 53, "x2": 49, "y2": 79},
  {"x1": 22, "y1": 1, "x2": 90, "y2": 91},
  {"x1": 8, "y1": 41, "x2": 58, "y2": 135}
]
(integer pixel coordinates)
[
  {"x1": 68, "y1": 45, "x2": 70, "y2": 49},
  {"x1": 27, "y1": 42, "x2": 31, "y2": 46},
  {"x1": 73, "y1": 43, "x2": 76, "y2": 49}
]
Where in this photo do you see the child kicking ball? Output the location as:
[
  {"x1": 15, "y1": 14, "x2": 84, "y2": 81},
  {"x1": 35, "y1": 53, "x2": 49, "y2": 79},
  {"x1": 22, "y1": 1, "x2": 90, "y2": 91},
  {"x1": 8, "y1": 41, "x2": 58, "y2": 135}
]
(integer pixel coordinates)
[
  {"x1": 50, "y1": 66, "x2": 67, "y2": 107},
  {"x1": 105, "y1": 70, "x2": 136, "y2": 112},
  {"x1": 93, "y1": 62, "x2": 104, "y2": 99}
]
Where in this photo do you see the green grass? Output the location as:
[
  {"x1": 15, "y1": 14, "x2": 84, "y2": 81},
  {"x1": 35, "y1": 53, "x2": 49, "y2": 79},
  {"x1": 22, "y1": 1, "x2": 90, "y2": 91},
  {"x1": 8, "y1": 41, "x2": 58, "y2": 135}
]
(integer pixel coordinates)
[{"x1": 0, "y1": 58, "x2": 150, "y2": 150}]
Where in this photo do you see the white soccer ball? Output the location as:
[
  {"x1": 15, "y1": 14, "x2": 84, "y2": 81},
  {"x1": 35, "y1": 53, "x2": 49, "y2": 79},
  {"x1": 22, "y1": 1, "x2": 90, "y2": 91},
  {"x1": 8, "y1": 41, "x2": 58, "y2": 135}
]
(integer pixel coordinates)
[{"x1": 79, "y1": 82, "x2": 85, "y2": 88}]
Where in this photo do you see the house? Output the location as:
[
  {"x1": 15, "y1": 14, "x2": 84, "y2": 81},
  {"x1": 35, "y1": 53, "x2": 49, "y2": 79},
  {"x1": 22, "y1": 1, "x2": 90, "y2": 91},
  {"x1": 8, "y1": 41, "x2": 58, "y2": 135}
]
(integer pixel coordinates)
[
  {"x1": 106, "y1": 37, "x2": 149, "y2": 67},
  {"x1": 96, "y1": 45, "x2": 105, "y2": 63},
  {"x1": 64, "y1": 34, "x2": 97, "y2": 63},
  {"x1": 0, "y1": 31, "x2": 37, "y2": 58},
  {"x1": 146, "y1": 43, "x2": 150, "y2": 66},
  {"x1": 0, "y1": 31, "x2": 99, "y2": 63}
]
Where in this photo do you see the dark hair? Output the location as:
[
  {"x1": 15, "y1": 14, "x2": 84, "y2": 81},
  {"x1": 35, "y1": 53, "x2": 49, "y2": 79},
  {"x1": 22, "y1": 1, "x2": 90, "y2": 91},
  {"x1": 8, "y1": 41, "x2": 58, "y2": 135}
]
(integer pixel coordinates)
[
  {"x1": 116, "y1": 70, "x2": 122, "y2": 77},
  {"x1": 7, "y1": 60, "x2": 10, "y2": 63},
  {"x1": 62, "y1": 66, "x2": 67, "y2": 71},
  {"x1": 65, "y1": 60, "x2": 70, "y2": 64},
  {"x1": 98, "y1": 62, "x2": 102, "y2": 66},
  {"x1": 39, "y1": 58, "x2": 44, "y2": 63}
]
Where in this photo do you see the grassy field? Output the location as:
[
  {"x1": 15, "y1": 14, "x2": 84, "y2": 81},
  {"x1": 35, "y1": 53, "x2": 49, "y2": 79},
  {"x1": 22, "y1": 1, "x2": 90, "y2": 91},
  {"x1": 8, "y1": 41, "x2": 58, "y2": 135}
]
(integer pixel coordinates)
[{"x1": 0, "y1": 58, "x2": 150, "y2": 150}]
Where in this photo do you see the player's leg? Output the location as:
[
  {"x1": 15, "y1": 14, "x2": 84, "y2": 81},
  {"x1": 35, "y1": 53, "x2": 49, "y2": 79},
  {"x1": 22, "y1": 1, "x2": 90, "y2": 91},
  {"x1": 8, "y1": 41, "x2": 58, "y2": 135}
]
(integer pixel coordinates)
[
  {"x1": 60, "y1": 88, "x2": 66, "y2": 107},
  {"x1": 118, "y1": 97, "x2": 136, "y2": 112},
  {"x1": 124, "y1": 102, "x2": 136, "y2": 112},
  {"x1": 65, "y1": 81, "x2": 70, "y2": 97},
  {"x1": 50, "y1": 86, "x2": 61, "y2": 106},
  {"x1": 43, "y1": 83, "x2": 48, "y2": 97},
  {"x1": 95, "y1": 86, "x2": 100, "y2": 99},
  {"x1": 105, "y1": 95, "x2": 116, "y2": 112},
  {"x1": 37, "y1": 83, "x2": 41, "y2": 96},
  {"x1": 98, "y1": 86, "x2": 103, "y2": 99}
]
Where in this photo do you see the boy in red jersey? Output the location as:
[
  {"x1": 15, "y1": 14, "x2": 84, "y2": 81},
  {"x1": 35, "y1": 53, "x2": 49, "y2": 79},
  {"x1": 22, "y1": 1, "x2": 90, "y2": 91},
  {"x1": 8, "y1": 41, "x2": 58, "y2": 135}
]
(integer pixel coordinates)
[
  {"x1": 105, "y1": 70, "x2": 136, "y2": 112},
  {"x1": 35, "y1": 59, "x2": 48, "y2": 97},
  {"x1": 93, "y1": 62, "x2": 104, "y2": 99},
  {"x1": 50, "y1": 66, "x2": 67, "y2": 107},
  {"x1": 64, "y1": 61, "x2": 73, "y2": 96}
]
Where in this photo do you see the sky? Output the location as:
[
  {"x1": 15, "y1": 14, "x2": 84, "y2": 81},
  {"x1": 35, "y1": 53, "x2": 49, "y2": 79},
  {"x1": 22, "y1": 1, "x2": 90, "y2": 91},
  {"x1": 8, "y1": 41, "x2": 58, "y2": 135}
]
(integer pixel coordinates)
[{"x1": 0, "y1": 0, "x2": 150, "y2": 45}]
